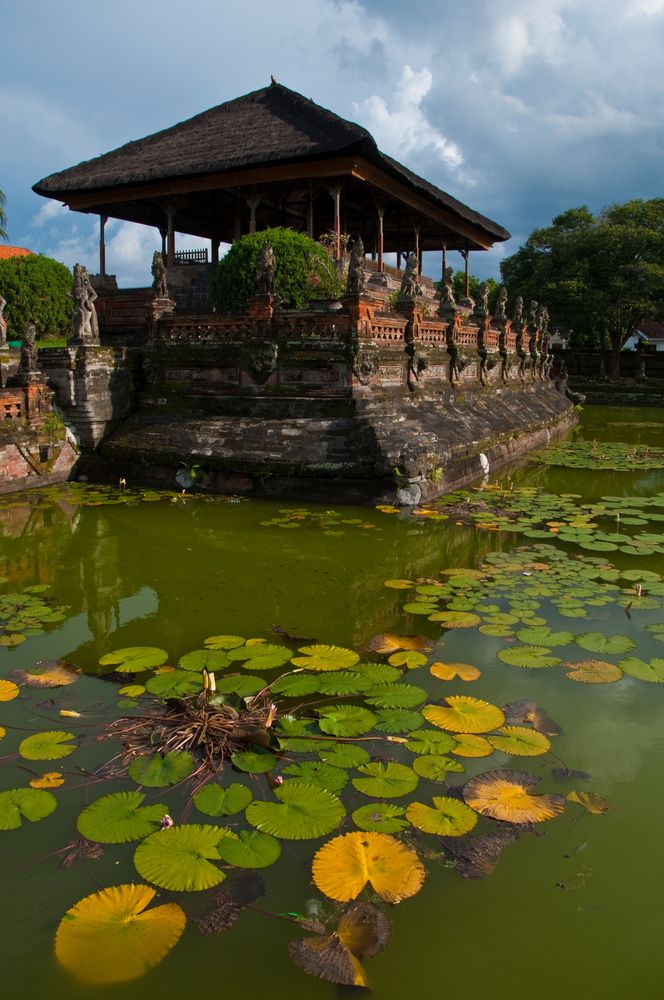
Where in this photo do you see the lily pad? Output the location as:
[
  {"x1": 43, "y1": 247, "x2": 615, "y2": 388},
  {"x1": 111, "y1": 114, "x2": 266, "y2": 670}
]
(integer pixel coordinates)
[
  {"x1": 193, "y1": 783, "x2": 253, "y2": 817},
  {"x1": 406, "y1": 730, "x2": 457, "y2": 755},
  {"x1": 374, "y1": 708, "x2": 424, "y2": 733},
  {"x1": 246, "y1": 782, "x2": 345, "y2": 839},
  {"x1": 618, "y1": 657, "x2": 664, "y2": 683},
  {"x1": 19, "y1": 730, "x2": 77, "y2": 761},
  {"x1": 423, "y1": 696, "x2": 505, "y2": 734},
  {"x1": 282, "y1": 761, "x2": 349, "y2": 794},
  {"x1": 215, "y1": 829, "x2": 281, "y2": 868},
  {"x1": 312, "y1": 831, "x2": 425, "y2": 902},
  {"x1": 352, "y1": 803, "x2": 409, "y2": 833},
  {"x1": 204, "y1": 634, "x2": 245, "y2": 649},
  {"x1": 0, "y1": 787, "x2": 57, "y2": 830},
  {"x1": 0, "y1": 679, "x2": 19, "y2": 701},
  {"x1": 290, "y1": 645, "x2": 360, "y2": 671},
  {"x1": 99, "y1": 647, "x2": 168, "y2": 672},
  {"x1": 406, "y1": 796, "x2": 478, "y2": 836},
  {"x1": 128, "y1": 751, "x2": 195, "y2": 787},
  {"x1": 352, "y1": 762, "x2": 418, "y2": 798},
  {"x1": 412, "y1": 754, "x2": 465, "y2": 780},
  {"x1": 318, "y1": 705, "x2": 377, "y2": 737},
  {"x1": 497, "y1": 645, "x2": 561, "y2": 669},
  {"x1": 134, "y1": 824, "x2": 230, "y2": 890},
  {"x1": 452, "y1": 734, "x2": 494, "y2": 757},
  {"x1": 575, "y1": 632, "x2": 637, "y2": 655},
  {"x1": 463, "y1": 769, "x2": 566, "y2": 823},
  {"x1": 145, "y1": 671, "x2": 202, "y2": 697},
  {"x1": 178, "y1": 649, "x2": 230, "y2": 672},
  {"x1": 365, "y1": 683, "x2": 427, "y2": 709},
  {"x1": 387, "y1": 651, "x2": 428, "y2": 669},
  {"x1": 430, "y1": 662, "x2": 481, "y2": 682},
  {"x1": 77, "y1": 791, "x2": 168, "y2": 843},
  {"x1": 564, "y1": 659, "x2": 623, "y2": 684},
  {"x1": 319, "y1": 745, "x2": 372, "y2": 769},
  {"x1": 428, "y1": 611, "x2": 482, "y2": 628},
  {"x1": 231, "y1": 749, "x2": 278, "y2": 773},
  {"x1": 486, "y1": 726, "x2": 551, "y2": 756}
]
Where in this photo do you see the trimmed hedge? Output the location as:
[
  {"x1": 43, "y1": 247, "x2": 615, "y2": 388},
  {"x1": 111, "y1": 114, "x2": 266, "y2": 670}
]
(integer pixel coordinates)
[
  {"x1": 211, "y1": 228, "x2": 344, "y2": 313},
  {"x1": 0, "y1": 254, "x2": 72, "y2": 339}
]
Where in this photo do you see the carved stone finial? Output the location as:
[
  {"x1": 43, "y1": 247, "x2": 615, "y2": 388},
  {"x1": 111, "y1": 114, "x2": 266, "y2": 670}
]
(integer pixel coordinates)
[
  {"x1": 437, "y1": 266, "x2": 457, "y2": 317},
  {"x1": 539, "y1": 305, "x2": 549, "y2": 337},
  {"x1": 512, "y1": 295, "x2": 524, "y2": 327},
  {"x1": 528, "y1": 299, "x2": 539, "y2": 328},
  {"x1": 398, "y1": 252, "x2": 421, "y2": 300},
  {"x1": 254, "y1": 241, "x2": 276, "y2": 297},
  {"x1": 474, "y1": 281, "x2": 490, "y2": 317},
  {"x1": 19, "y1": 322, "x2": 39, "y2": 376},
  {"x1": 495, "y1": 286, "x2": 508, "y2": 322},
  {"x1": 70, "y1": 263, "x2": 100, "y2": 344},
  {"x1": 346, "y1": 238, "x2": 365, "y2": 296},
  {"x1": 0, "y1": 294, "x2": 7, "y2": 347},
  {"x1": 151, "y1": 251, "x2": 169, "y2": 299}
]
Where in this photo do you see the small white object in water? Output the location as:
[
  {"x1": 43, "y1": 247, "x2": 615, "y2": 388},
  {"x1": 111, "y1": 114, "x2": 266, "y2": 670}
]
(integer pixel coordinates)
[{"x1": 479, "y1": 452, "x2": 490, "y2": 475}]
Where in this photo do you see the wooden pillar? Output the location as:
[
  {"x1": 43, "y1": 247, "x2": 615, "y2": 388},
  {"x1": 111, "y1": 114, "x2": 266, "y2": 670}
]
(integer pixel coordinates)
[
  {"x1": 462, "y1": 249, "x2": 469, "y2": 297},
  {"x1": 211, "y1": 238, "x2": 220, "y2": 265},
  {"x1": 159, "y1": 227, "x2": 167, "y2": 260},
  {"x1": 330, "y1": 184, "x2": 342, "y2": 259},
  {"x1": 441, "y1": 242, "x2": 447, "y2": 281},
  {"x1": 307, "y1": 180, "x2": 314, "y2": 238},
  {"x1": 99, "y1": 215, "x2": 108, "y2": 276},
  {"x1": 246, "y1": 195, "x2": 261, "y2": 234},
  {"x1": 166, "y1": 205, "x2": 175, "y2": 268},
  {"x1": 413, "y1": 225, "x2": 420, "y2": 272},
  {"x1": 376, "y1": 203, "x2": 385, "y2": 273}
]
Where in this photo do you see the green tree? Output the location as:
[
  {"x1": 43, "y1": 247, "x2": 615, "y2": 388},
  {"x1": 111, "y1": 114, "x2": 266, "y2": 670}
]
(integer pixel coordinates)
[
  {"x1": 500, "y1": 200, "x2": 664, "y2": 377},
  {"x1": 211, "y1": 227, "x2": 345, "y2": 313},
  {"x1": 435, "y1": 272, "x2": 500, "y2": 312},
  {"x1": 0, "y1": 254, "x2": 72, "y2": 339},
  {"x1": 0, "y1": 188, "x2": 8, "y2": 241}
]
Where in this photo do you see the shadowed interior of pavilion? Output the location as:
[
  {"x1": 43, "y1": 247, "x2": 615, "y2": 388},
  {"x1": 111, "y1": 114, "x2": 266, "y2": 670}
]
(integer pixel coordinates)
[{"x1": 32, "y1": 81, "x2": 577, "y2": 502}]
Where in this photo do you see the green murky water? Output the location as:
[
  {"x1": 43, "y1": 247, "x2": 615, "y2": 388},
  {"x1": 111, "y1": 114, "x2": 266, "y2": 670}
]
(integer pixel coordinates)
[{"x1": 1, "y1": 405, "x2": 664, "y2": 1000}]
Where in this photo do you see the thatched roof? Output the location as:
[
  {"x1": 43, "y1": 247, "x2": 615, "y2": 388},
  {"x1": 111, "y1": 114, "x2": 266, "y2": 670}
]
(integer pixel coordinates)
[{"x1": 33, "y1": 82, "x2": 509, "y2": 250}]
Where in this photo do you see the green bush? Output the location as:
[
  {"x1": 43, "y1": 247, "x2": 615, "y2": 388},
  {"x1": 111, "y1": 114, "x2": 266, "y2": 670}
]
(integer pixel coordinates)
[
  {"x1": 211, "y1": 227, "x2": 344, "y2": 312},
  {"x1": 0, "y1": 254, "x2": 72, "y2": 339}
]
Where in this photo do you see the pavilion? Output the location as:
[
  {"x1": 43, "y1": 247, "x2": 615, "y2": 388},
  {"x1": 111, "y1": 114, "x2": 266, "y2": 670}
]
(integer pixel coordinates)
[{"x1": 33, "y1": 80, "x2": 509, "y2": 286}]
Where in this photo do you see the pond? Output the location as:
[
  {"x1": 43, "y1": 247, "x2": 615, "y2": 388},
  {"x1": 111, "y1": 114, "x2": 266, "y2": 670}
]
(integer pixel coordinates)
[{"x1": 1, "y1": 404, "x2": 664, "y2": 1000}]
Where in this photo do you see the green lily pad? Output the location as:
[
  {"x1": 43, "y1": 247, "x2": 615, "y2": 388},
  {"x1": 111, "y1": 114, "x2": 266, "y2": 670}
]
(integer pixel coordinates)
[
  {"x1": 406, "y1": 796, "x2": 478, "y2": 836},
  {"x1": 618, "y1": 657, "x2": 664, "y2": 683},
  {"x1": 314, "y1": 672, "x2": 375, "y2": 696},
  {"x1": 365, "y1": 683, "x2": 427, "y2": 709},
  {"x1": 412, "y1": 754, "x2": 465, "y2": 780},
  {"x1": 213, "y1": 674, "x2": 266, "y2": 697},
  {"x1": 514, "y1": 628, "x2": 575, "y2": 647},
  {"x1": 428, "y1": 611, "x2": 482, "y2": 628},
  {"x1": 193, "y1": 782, "x2": 253, "y2": 817},
  {"x1": 134, "y1": 823, "x2": 230, "y2": 890},
  {"x1": 204, "y1": 634, "x2": 245, "y2": 649},
  {"x1": 318, "y1": 744, "x2": 372, "y2": 769},
  {"x1": 406, "y1": 730, "x2": 457, "y2": 755},
  {"x1": 215, "y1": 829, "x2": 281, "y2": 868},
  {"x1": 19, "y1": 730, "x2": 77, "y2": 760},
  {"x1": 352, "y1": 762, "x2": 418, "y2": 798},
  {"x1": 282, "y1": 761, "x2": 349, "y2": 793},
  {"x1": 271, "y1": 673, "x2": 320, "y2": 696},
  {"x1": 0, "y1": 788, "x2": 57, "y2": 830},
  {"x1": 374, "y1": 708, "x2": 424, "y2": 733},
  {"x1": 77, "y1": 791, "x2": 168, "y2": 843},
  {"x1": 231, "y1": 749, "x2": 278, "y2": 773},
  {"x1": 497, "y1": 646, "x2": 561, "y2": 669},
  {"x1": 352, "y1": 802, "x2": 409, "y2": 833},
  {"x1": 290, "y1": 644, "x2": 360, "y2": 671},
  {"x1": 246, "y1": 782, "x2": 345, "y2": 839},
  {"x1": 318, "y1": 705, "x2": 377, "y2": 737},
  {"x1": 145, "y1": 671, "x2": 202, "y2": 697},
  {"x1": 128, "y1": 751, "x2": 195, "y2": 787},
  {"x1": 98, "y1": 647, "x2": 168, "y2": 672},
  {"x1": 178, "y1": 649, "x2": 230, "y2": 672},
  {"x1": 227, "y1": 643, "x2": 293, "y2": 671},
  {"x1": 576, "y1": 633, "x2": 637, "y2": 655},
  {"x1": 387, "y1": 651, "x2": 428, "y2": 669}
]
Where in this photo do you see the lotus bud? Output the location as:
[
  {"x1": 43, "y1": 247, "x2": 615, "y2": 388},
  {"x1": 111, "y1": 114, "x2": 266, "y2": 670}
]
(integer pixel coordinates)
[{"x1": 160, "y1": 814, "x2": 174, "y2": 829}]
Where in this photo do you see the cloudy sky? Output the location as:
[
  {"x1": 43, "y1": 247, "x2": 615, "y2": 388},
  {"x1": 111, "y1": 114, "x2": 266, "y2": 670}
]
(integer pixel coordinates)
[{"x1": 2, "y1": 0, "x2": 663, "y2": 286}]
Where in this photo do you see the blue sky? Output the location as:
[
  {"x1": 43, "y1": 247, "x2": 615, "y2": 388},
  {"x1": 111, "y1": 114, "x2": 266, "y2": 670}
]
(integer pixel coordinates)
[{"x1": 2, "y1": 0, "x2": 663, "y2": 286}]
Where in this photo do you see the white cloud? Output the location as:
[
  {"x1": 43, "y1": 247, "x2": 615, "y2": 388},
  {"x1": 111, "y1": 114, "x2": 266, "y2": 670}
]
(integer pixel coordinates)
[
  {"x1": 354, "y1": 65, "x2": 466, "y2": 175},
  {"x1": 31, "y1": 200, "x2": 69, "y2": 227}
]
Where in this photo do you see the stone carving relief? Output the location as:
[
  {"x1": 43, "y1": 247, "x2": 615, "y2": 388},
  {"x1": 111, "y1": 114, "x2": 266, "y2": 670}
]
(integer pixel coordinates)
[
  {"x1": 352, "y1": 344, "x2": 380, "y2": 385},
  {"x1": 398, "y1": 252, "x2": 422, "y2": 300},
  {"x1": 71, "y1": 263, "x2": 100, "y2": 343}
]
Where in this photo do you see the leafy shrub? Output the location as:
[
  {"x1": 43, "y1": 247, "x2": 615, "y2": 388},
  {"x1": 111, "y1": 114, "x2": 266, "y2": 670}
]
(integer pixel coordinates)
[
  {"x1": 0, "y1": 254, "x2": 72, "y2": 339},
  {"x1": 211, "y1": 228, "x2": 344, "y2": 313}
]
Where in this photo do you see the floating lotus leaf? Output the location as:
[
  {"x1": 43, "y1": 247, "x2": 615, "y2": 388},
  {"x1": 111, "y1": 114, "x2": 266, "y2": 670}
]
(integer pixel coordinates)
[
  {"x1": 352, "y1": 762, "x2": 418, "y2": 798},
  {"x1": 354, "y1": 662, "x2": 402, "y2": 684},
  {"x1": 374, "y1": 708, "x2": 424, "y2": 733},
  {"x1": 226, "y1": 643, "x2": 292, "y2": 671},
  {"x1": 315, "y1": 672, "x2": 374, "y2": 696},
  {"x1": 54, "y1": 884, "x2": 186, "y2": 984},
  {"x1": 452, "y1": 734, "x2": 494, "y2": 757},
  {"x1": 487, "y1": 726, "x2": 551, "y2": 756},
  {"x1": 479, "y1": 624, "x2": 516, "y2": 637},
  {"x1": 564, "y1": 659, "x2": 623, "y2": 683},
  {"x1": 204, "y1": 634, "x2": 245, "y2": 649},
  {"x1": 319, "y1": 744, "x2": 372, "y2": 769},
  {"x1": 0, "y1": 679, "x2": 19, "y2": 701},
  {"x1": 134, "y1": 824, "x2": 231, "y2": 890},
  {"x1": 117, "y1": 683, "x2": 145, "y2": 698},
  {"x1": 193, "y1": 783, "x2": 253, "y2": 816},
  {"x1": 231, "y1": 749, "x2": 278, "y2": 773},
  {"x1": 514, "y1": 628, "x2": 575, "y2": 647},
  {"x1": 406, "y1": 796, "x2": 478, "y2": 836},
  {"x1": 430, "y1": 662, "x2": 481, "y2": 682},
  {"x1": 276, "y1": 717, "x2": 333, "y2": 752},
  {"x1": 215, "y1": 829, "x2": 281, "y2": 868},
  {"x1": 19, "y1": 730, "x2": 77, "y2": 761},
  {"x1": 387, "y1": 651, "x2": 427, "y2": 669},
  {"x1": 128, "y1": 751, "x2": 195, "y2": 787},
  {"x1": 463, "y1": 769, "x2": 566, "y2": 823},
  {"x1": 214, "y1": 674, "x2": 266, "y2": 697},
  {"x1": 246, "y1": 782, "x2": 345, "y2": 839},
  {"x1": 567, "y1": 790, "x2": 610, "y2": 814},
  {"x1": 403, "y1": 602, "x2": 438, "y2": 616},
  {"x1": 406, "y1": 729, "x2": 457, "y2": 755},
  {"x1": 352, "y1": 803, "x2": 409, "y2": 833},
  {"x1": 365, "y1": 683, "x2": 426, "y2": 709},
  {"x1": 144, "y1": 671, "x2": 201, "y2": 697},
  {"x1": 282, "y1": 761, "x2": 349, "y2": 794},
  {"x1": 312, "y1": 831, "x2": 425, "y2": 902},
  {"x1": 575, "y1": 632, "x2": 637, "y2": 655},
  {"x1": 12, "y1": 661, "x2": 80, "y2": 687},
  {"x1": 290, "y1": 645, "x2": 360, "y2": 671},
  {"x1": 271, "y1": 673, "x2": 320, "y2": 696},
  {"x1": 98, "y1": 647, "x2": 168, "y2": 672},
  {"x1": 383, "y1": 578, "x2": 414, "y2": 588},
  {"x1": 428, "y1": 611, "x2": 482, "y2": 628},
  {"x1": 77, "y1": 791, "x2": 168, "y2": 843},
  {"x1": 29, "y1": 772, "x2": 64, "y2": 789},
  {"x1": 412, "y1": 754, "x2": 465, "y2": 779},
  {"x1": 618, "y1": 657, "x2": 664, "y2": 683},
  {"x1": 318, "y1": 705, "x2": 377, "y2": 737},
  {"x1": 366, "y1": 634, "x2": 433, "y2": 654},
  {"x1": 423, "y1": 696, "x2": 505, "y2": 734},
  {"x1": 289, "y1": 902, "x2": 390, "y2": 988},
  {"x1": 0, "y1": 787, "x2": 57, "y2": 829},
  {"x1": 497, "y1": 645, "x2": 561, "y2": 669},
  {"x1": 178, "y1": 649, "x2": 230, "y2": 672},
  {"x1": 646, "y1": 623, "x2": 664, "y2": 638}
]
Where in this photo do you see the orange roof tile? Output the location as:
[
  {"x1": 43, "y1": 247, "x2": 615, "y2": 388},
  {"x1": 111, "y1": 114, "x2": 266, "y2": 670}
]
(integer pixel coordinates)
[{"x1": 0, "y1": 245, "x2": 34, "y2": 260}]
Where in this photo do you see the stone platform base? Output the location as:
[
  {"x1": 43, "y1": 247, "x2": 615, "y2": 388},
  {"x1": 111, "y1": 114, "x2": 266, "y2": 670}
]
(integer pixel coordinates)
[{"x1": 91, "y1": 383, "x2": 577, "y2": 503}]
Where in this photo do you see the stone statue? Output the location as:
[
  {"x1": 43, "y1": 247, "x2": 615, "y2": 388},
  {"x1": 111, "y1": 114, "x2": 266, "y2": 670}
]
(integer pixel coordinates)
[
  {"x1": 398, "y1": 252, "x2": 421, "y2": 300},
  {"x1": 512, "y1": 296, "x2": 524, "y2": 328},
  {"x1": 528, "y1": 300, "x2": 539, "y2": 328},
  {"x1": 151, "y1": 251, "x2": 169, "y2": 298},
  {"x1": 495, "y1": 286, "x2": 508, "y2": 322},
  {"x1": 539, "y1": 305, "x2": 549, "y2": 337},
  {"x1": 71, "y1": 263, "x2": 100, "y2": 343},
  {"x1": 19, "y1": 322, "x2": 38, "y2": 375},
  {"x1": 0, "y1": 294, "x2": 7, "y2": 347},
  {"x1": 346, "y1": 238, "x2": 365, "y2": 296},
  {"x1": 255, "y1": 241, "x2": 276, "y2": 297},
  {"x1": 437, "y1": 267, "x2": 456, "y2": 318},
  {"x1": 476, "y1": 281, "x2": 490, "y2": 316}
]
